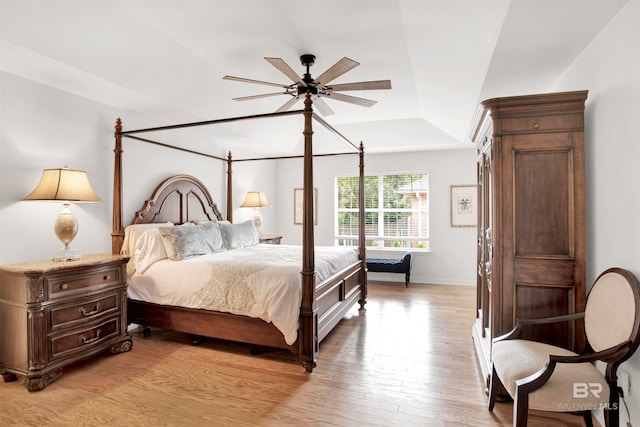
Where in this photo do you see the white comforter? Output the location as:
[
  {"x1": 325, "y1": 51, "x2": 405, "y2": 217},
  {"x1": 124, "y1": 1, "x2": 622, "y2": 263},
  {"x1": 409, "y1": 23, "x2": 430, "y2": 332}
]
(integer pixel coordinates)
[{"x1": 127, "y1": 244, "x2": 359, "y2": 345}]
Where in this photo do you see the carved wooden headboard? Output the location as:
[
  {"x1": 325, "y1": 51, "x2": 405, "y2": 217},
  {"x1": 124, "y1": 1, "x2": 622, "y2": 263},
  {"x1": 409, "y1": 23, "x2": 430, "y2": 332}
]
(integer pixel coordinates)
[{"x1": 131, "y1": 174, "x2": 224, "y2": 225}]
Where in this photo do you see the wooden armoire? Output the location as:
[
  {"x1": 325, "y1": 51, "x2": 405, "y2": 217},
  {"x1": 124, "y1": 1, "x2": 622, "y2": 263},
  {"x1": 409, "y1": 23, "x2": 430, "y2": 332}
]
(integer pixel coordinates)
[{"x1": 470, "y1": 90, "x2": 588, "y2": 390}]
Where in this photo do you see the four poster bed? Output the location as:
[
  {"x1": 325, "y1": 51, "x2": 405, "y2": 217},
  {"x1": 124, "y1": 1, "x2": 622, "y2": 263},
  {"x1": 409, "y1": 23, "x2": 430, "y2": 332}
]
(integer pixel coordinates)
[{"x1": 111, "y1": 94, "x2": 367, "y2": 372}]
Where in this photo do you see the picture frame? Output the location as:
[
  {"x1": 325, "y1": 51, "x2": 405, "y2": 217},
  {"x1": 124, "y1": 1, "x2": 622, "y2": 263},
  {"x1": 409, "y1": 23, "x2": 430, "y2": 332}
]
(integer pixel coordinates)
[
  {"x1": 450, "y1": 185, "x2": 477, "y2": 227},
  {"x1": 294, "y1": 188, "x2": 317, "y2": 225}
]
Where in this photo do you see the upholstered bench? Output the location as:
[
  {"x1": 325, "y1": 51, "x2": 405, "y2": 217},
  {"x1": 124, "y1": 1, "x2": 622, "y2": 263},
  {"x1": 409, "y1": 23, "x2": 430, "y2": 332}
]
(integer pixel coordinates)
[{"x1": 366, "y1": 251, "x2": 413, "y2": 287}]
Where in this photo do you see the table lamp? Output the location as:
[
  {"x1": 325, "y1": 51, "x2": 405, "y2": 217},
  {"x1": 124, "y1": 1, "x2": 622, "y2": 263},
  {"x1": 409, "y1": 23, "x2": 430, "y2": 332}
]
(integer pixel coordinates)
[
  {"x1": 240, "y1": 191, "x2": 270, "y2": 235},
  {"x1": 24, "y1": 167, "x2": 101, "y2": 261}
]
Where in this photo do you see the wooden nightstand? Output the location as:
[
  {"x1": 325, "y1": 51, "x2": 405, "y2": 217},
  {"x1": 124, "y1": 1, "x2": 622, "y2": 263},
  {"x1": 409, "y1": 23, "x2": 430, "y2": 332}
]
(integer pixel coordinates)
[
  {"x1": 0, "y1": 254, "x2": 132, "y2": 391},
  {"x1": 259, "y1": 234, "x2": 282, "y2": 244}
]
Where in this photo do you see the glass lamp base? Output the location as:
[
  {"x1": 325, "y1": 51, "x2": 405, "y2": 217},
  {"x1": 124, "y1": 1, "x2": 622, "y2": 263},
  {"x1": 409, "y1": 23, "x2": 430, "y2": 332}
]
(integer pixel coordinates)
[{"x1": 54, "y1": 247, "x2": 81, "y2": 262}]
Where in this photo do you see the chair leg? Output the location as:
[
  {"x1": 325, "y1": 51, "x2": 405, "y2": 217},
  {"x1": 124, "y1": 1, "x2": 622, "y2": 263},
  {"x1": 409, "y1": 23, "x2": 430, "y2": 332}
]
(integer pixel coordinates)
[
  {"x1": 582, "y1": 411, "x2": 593, "y2": 427},
  {"x1": 488, "y1": 365, "x2": 504, "y2": 411},
  {"x1": 604, "y1": 383, "x2": 620, "y2": 427},
  {"x1": 604, "y1": 405, "x2": 619, "y2": 427},
  {"x1": 514, "y1": 387, "x2": 529, "y2": 427}
]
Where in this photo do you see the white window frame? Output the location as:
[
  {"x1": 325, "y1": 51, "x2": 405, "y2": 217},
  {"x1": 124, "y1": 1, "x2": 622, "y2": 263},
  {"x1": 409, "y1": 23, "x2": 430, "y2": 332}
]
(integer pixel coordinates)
[{"x1": 334, "y1": 172, "x2": 429, "y2": 251}]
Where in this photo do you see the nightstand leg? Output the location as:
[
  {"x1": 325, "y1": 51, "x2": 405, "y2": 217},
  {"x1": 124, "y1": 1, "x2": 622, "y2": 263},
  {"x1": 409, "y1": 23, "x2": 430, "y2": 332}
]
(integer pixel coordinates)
[
  {"x1": 20, "y1": 369, "x2": 63, "y2": 392},
  {"x1": 110, "y1": 336, "x2": 133, "y2": 353}
]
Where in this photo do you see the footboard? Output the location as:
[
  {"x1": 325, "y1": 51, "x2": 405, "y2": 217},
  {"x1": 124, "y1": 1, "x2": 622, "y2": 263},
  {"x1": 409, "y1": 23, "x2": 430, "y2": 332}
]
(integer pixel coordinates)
[{"x1": 316, "y1": 261, "x2": 366, "y2": 343}]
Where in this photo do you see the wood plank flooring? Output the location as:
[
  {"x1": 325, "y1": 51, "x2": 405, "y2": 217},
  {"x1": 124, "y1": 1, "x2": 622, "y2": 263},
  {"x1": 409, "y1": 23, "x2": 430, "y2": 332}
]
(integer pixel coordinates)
[{"x1": 0, "y1": 282, "x2": 597, "y2": 426}]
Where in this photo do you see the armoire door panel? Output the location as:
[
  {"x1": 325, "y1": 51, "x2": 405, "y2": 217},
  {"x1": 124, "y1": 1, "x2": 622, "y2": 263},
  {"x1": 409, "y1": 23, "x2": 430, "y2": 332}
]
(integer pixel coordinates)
[
  {"x1": 513, "y1": 257, "x2": 576, "y2": 284},
  {"x1": 514, "y1": 283, "x2": 575, "y2": 348},
  {"x1": 500, "y1": 257, "x2": 577, "y2": 339},
  {"x1": 513, "y1": 150, "x2": 572, "y2": 256}
]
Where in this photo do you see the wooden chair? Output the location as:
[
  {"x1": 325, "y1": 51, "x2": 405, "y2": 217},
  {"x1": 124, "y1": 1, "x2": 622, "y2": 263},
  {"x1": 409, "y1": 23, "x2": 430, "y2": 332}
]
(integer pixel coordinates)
[{"x1": 488, "y1": 267, "x2": 640, "y2": 427}]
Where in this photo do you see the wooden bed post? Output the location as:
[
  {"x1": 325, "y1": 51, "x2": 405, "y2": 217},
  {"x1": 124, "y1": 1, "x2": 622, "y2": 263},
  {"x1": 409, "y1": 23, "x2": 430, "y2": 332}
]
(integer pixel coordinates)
[
  {"x1": 226, "y1": 151, "x2": 233, "y2": 222},
  {"x1": 358, "y1": 141, "x2": 368, "y2": 309},
  {"x1": 300, "y1": 93, "x2": 318, "y2": 372},
  {"x1": 112, "y1": 118, "x2": 124, "y2": 255}
]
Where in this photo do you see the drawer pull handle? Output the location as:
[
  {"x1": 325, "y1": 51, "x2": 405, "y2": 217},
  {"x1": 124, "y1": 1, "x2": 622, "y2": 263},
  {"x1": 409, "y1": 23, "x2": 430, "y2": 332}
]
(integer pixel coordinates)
[
  {"x1": 61, "y1": 283, "x2": 69, "y2": 290},
  {"x1": 103, "y1": 275, "x2": 109, "y2": 281},
  {"x1": 533, "y1": 123, "x2": 540, "y2": 129},
  {"x1": 79, "y1": 329, "x2": 101, "y2": 344},
  {"x1": 79, "y1": 303, "x2": 101, "y2": 317}
]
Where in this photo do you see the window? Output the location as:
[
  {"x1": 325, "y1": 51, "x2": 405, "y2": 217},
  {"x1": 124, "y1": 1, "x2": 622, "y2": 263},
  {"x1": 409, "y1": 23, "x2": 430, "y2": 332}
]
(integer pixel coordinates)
[{"x1": 335, "y1": 173, "x2": 429, "y2": 250}]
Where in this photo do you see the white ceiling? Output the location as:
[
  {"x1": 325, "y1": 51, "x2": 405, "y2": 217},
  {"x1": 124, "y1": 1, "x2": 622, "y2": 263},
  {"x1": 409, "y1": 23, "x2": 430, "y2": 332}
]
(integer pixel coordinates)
[{"x1": 0, "y1": 0, "x2": 628, "y2": 156}]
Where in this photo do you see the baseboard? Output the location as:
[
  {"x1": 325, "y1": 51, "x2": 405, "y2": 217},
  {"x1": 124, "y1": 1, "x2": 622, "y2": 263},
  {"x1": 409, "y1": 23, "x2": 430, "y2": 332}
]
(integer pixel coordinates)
[{"x1": 367, "y1": 272, "x2": 475, "y2": 286}]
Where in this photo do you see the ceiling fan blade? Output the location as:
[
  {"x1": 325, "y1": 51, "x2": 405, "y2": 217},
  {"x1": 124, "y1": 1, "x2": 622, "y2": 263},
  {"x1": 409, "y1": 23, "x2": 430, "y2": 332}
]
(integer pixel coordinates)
[
  {"x1": 275, "y1": 96, "x2": 301, "y2": 113},
  {"x1": 314, "y1": 57, "x2": 359, "y2": 85},
  {"x1": 223, "y1": 75, "x2": 289, "y2": 89},
  {"x1": 328, "y1": 80, "x2": 392, "y2": 91},
  {"x1": 264, "y1": 57, "x2": 307, "y2": 87},
  {"x1": 311, "y1": 96, "x2": 335, "y2": 116},
  {"x1": 321, "y1": 92, "x2": 377, "y2": 108},
  {"x1": 232, "y1": 92, "x2": 289, "y2": 101}
]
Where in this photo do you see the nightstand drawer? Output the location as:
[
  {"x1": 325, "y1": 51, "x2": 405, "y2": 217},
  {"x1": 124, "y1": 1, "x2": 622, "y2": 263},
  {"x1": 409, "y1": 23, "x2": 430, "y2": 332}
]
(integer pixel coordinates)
[
  {"x1": 50, "y1": 317, "x2": 120, "y2": 361},
  {"x1": 47, "y1": 265, "x2": 122, "y2": 298},
  {"x1": 50, "y1": 290, "x2": 121, "y2": 330}
]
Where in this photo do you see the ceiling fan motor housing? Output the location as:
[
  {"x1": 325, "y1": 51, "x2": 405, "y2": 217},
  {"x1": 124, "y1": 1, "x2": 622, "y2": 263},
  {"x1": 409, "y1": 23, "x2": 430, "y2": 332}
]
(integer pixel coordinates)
[{"x1": 300, "y1": 54, "x2": 316, "y2": 67}]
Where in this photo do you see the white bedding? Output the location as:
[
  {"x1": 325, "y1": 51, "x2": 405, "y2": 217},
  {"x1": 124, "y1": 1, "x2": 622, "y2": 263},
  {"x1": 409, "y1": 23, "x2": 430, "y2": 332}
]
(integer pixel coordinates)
[{"x1": 127, "y1": 244, "x2": 359, "y2": 345}]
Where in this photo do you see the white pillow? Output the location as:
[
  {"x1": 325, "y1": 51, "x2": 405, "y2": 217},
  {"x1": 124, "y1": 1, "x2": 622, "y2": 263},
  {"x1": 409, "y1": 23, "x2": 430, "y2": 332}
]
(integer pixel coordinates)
[
  {"x1": 121, "y1": 222, "x2": 173, "y2": 275},
  {"x1": 134, "y1": 228, "x2": 169, "y2": 274},
  {"x1": 218, "y1": 220, "x2": 259, "y2": 250}
]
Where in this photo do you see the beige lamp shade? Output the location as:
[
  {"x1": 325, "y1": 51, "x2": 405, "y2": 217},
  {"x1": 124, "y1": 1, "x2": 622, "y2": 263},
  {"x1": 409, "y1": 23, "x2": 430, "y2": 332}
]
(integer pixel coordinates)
[
  {"x1": 24, "y1": 168, "x2": 101, "y2": 261},
  {"x1": 24, "y1": 168, "x2": 101, "y2": 202},
  {"x1": 240, "y1": 191, "x2": 270, "y2": 234},
  {"x1": 240, "y1": 191, "x2": 270, "y2": 208}
]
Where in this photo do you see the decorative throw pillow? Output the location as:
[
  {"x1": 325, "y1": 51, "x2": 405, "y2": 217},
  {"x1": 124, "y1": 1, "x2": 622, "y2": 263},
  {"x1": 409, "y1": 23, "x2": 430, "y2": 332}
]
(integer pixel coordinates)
[
  {"x1": 159, "y1": 222, "x2": 225, "y2": 261},
  {"x1": 218, "y1": 220, "x2": 259, "y2": 250}
]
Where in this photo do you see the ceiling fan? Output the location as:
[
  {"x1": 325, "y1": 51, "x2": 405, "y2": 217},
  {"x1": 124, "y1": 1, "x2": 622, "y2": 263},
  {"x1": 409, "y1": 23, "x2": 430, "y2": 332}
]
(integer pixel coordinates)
[{"x1": 223, "y1": 54, "x2": 391, "y2": 116}]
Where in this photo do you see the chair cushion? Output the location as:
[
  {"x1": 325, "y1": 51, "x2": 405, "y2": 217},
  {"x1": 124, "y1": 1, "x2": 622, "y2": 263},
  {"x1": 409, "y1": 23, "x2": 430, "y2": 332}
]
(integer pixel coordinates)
[{"x1": 493, "y1": 340, "x2": 609, "y2": 411}]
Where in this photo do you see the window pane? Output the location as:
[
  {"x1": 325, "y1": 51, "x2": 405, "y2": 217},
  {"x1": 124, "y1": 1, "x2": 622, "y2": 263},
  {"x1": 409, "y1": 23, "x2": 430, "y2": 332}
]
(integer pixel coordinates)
[
  {"x1": 364, "y1": 176, "x2": 378, "y2": 209},
  {"x1": 337, "y1": 176, "x2": 359, "y2": 209},
  {"x1": 383, "y1": 174, "x2": 413, "y2": 209},
  {"x1": 338, "y1": 211, "x2": 359, "y2": 235}
]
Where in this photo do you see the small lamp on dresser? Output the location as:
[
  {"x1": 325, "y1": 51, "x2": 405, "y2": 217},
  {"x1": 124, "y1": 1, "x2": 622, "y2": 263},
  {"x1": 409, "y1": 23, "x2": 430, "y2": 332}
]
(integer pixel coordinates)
[
  {"x1": 240, "y1": 191, "x2": 270, "y2": 235},
  {"x1": 24, "y1": 167, "x2": 101, "y2": 261}
]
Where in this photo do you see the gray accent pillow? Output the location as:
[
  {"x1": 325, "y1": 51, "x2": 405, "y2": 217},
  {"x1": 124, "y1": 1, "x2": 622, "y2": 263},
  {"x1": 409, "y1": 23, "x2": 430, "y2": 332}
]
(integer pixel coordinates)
[
  {"x1": 159, "y1": 222, "x2": 224, "y2": 261},
  {"x1": 219, "y1": 220, "x2": 259, "y2": 250}
]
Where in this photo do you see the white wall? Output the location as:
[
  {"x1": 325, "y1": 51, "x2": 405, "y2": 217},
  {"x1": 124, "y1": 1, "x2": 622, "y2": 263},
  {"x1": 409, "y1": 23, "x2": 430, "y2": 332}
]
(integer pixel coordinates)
[
  {"x1": 550, "y1": 1, "x2": 640, "y2": 423},
  {"x1": 0, "y1": 73, "x2": 117, "y2": 263},
  {"x1": 0, "y1": 72, "x2": 278, "y2": 264},
  {"x1": 275, "y1": 148, "x2": 477, "y2": 286}
]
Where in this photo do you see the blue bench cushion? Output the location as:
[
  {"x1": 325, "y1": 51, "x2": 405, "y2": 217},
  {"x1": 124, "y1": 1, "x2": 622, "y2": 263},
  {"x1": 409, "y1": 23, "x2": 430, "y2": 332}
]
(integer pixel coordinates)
[{"x1": 366, "y1": 251, "x2": 413, "y2": 287}]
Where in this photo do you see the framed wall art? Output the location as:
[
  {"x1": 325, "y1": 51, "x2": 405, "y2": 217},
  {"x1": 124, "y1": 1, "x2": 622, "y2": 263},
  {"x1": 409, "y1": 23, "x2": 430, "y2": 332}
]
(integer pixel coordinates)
[
  {"x1": 294, "y1": 187, "x2": 317, "y2": 225},
  {"x1": 450, "y1": 185, "x2": 477, "y2": 227}
]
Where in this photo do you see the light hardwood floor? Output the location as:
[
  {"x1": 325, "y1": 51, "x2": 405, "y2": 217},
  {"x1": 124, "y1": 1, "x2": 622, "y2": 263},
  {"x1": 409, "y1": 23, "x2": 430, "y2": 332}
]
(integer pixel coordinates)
[{"x1": 0, "y1": 282, "x2": 597, "y2": 426}]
